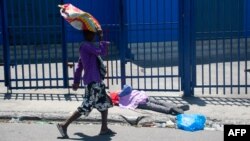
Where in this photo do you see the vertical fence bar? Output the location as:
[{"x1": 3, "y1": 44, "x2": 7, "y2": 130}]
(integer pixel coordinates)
[
  {"x1": 132, "y1": 0, "x2": 135, "y2": 88},
  {"x1": 245, "y1": 0, "x2": 248, "y2": 94},
  {"x1": 9, "y1": 0, "x2": 18, "y2": 88},
  {"x1": 38, "y1": 0, "x2": 45, "y2": 87},
  {"x1": 208, "y1": 0, "x2": 211, "y2": 94},
  {"x1": 237, "y1": 0, "x2": 241, "y2": 94},
  {"x1": 24, "y1": 0, "x2": 32, "y2": 88},
  {"x1": 216, "y1": 0, "x2": 219, "y2": 94},
  {"x1": 60, "y1": 0, "x2": 69, "y2": 88},
  {"x1": 156, "y1": 0, "x2": 160, "y2": 90},
  {"x1": 1, "y1": 0, "x2": 11, "y2": 87},
  {"x1": 143, "y1": 0, "x2": 146, "y2": 90},
  {"x1": 17, "y1": 0, "x2": 25, "y2": 88},
  {"x1": 149, "y1": 0, "x2": 153, "y2": 89},
  {"x1": 170, "y1": 0, "x2": 174, "y2": 90},
  {"x1": 31, "y1": 0, "x2": 38, "y2": 88},
  {"x1": 110, "y1": 33, "x2": 114, "y2": 85},
  {"x1": 115, "y1": 29, "x2": 119, "y2": 85},
  {"x1": 115, "y1": 0, "x2": 119, "y2": 85},
  {"x1": 222, "y1": 0, "x2": 226, "y2": 94},
  {"x1": 191, "y1": 0, "x2": 196, "y2": 93},
  {"x1": 119, "y1": 0, "x2": 127, "y2": 88},
  {"x1": 136, "y1": 0, "x2": 140, "y2": 89},
  {"x1": 200, "y1": 0, "x2": 204, "y2": 94},
  {"x1": 164, "y1": 0, "x2": 167, "y2": 90},
  {"x1": 45, "y1": 0, "x2": 52, "y2": 87},
  {"x1": 52, "y1": 0, "x2": 59, "y2": 87},
  {"x1": 127, "y1": 0, "x2": 131, "y2": 87},
  {"x1": 190, "y1": 0, "x2": 195, "y2": 95},
  {"x1": 179, "y1": 0, "x2": 184, "y2": 91},
  {"x1": 178, "y1": 0, "x2": 182, "y2": 91},
  {"x1": 230, "y1": 0, "x2": 233, "y2": 94}
]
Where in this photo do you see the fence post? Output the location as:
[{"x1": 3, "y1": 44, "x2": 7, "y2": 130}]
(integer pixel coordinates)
[
  {"x1": 179, "y1": 0, "x2": 195, "y2": 96},
  {"x1": 119, "y1": 0, "x2": 128, "y2": 88},
  {"x1": 179, "y1": 0, "x2": 184, "y2": 91},
  {"x1": 1, "y1": 0, "x2": 11, "y2": 87}
]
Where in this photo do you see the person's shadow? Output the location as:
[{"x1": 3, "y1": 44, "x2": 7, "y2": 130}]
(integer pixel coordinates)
[{"x1": 58, "y1": 132, "x2": 115, "y2": 141}]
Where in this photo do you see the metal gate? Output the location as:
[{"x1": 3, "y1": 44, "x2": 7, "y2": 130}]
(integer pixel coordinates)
[
  {"x1": 2, "y1": 0, "x2": 249, "y2": 95},
  {"x1": 193, "y1": 0, "x2": 250, "y2": 95},
  {"x1": 1, "y1": 0, "x2": 66, "y2": 89},
  {"x1": 121, "y1": 0, "x2": 181, "y2": 91},
  {"x1": 63, "y1": 0, "x2": 181, "y2": 91},
  {"x1": 1, "y1": 0, "x2": 181, "y2": 92}
]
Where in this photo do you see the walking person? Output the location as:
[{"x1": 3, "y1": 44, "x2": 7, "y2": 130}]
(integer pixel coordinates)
[{"x1": 56, "y1": 30, "x2": 115, "y2": 138}]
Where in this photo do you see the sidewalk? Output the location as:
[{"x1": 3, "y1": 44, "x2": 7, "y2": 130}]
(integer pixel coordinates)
[{"x1": 0, "y1": 88, "x2": 250, "y2": 131}]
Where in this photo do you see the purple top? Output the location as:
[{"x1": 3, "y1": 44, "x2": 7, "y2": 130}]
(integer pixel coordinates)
[
  {"x1": 73, "y1": 41, "x2": 109, "y2": 85},
  {"x1": 119, "y1": 90, "x2": 149, "y2": 109}
]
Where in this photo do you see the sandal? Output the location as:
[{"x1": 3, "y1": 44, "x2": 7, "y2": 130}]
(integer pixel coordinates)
[
  {"x1": 56, "y1": 123, "x2": 69, "y2": 138},
  {"x1": 99, "y1": 129, "x2": 117, "y2": 136}
]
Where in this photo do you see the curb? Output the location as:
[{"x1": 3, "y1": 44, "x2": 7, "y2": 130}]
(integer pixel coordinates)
[
  {"x1": 0, "y1": 112, "x2": 123, "y2": 123},
  {"x1": 0, "y1": 111, "x2": 171, "y2": 125}
]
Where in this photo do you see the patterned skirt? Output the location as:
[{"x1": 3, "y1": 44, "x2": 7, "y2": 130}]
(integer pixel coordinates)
[{"x1": 77, "y1": 82, "x2": 113, "y2": 116}]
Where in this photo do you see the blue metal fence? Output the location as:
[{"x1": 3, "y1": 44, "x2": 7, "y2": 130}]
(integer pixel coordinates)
[
  {"x1": 1, "y1": 0, "x2": 249, "y2": 95},
  {"x1": 126, "y1": 0, "x2": 179, "y2": 42},
  {"x1": 123, "y1": 0, "x2": 180, "y2": 91},
  {"x1": 193, "y1": 0, "x2": 250, "y2": 95},
  {"x1": 1, "y1": 0, "x2": 10, "y2": 86},
  {"x1": 1, "y1": 0, "x2": 65, "y2": 89}
]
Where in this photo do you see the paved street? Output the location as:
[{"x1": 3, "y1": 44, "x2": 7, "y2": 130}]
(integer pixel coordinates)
[{"x1": 1, "y1": 122, "x2": 223, "y2": 141}]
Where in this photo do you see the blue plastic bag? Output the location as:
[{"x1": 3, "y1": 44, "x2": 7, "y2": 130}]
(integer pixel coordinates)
[{"x1": 176, "y1": 114, "x2": 206, "y2": 132}]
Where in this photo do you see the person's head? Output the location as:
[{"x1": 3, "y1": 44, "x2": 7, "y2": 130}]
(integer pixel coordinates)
[{"x1": 83, "y1": 30, "x2": 96, "y2": 42}]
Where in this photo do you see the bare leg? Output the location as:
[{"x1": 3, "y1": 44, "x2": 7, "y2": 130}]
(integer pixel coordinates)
[
  {"x1": 99, "y1": 110, "x2": 116, "y2": 135},
  {"x1": 100, "y1": 110, "x2": 108, "y2": 132},
  {"x1": 57, "y1": 110, "x2": 81, "y2": 138},
  {"x1": 63, "y1": 110, "x2": 81, "y2": 127}
]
